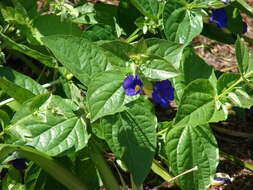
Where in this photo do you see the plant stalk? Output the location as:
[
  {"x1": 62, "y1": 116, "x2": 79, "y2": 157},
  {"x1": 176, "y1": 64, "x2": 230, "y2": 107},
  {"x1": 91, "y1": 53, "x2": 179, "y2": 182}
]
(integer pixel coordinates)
[{"x1": 87, "y1": 137, "x2": 120, "y2": 190}]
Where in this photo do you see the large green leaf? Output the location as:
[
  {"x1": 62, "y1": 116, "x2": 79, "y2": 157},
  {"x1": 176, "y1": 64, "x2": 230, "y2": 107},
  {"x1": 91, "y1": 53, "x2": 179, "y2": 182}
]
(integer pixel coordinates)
[
  {"x1": 0, "y1": 31, "x2": 56, "y2": 68},
  {"x1": 236, "y1": 37, "x2": 251, "y2": 75},
  {"x1": 42, "y1": 35, "x2": 113, "y2": 86},
  {"x1": 100, "y1": 41, "x2": 133, "y2": 62},
  {"x1": 174, "y1": 79, "x2": 216, "y2": 127},
  {"x1": 165, "y1": 124, "x2": 219, "y2": 190},
  {"x1": 130, "y1": 0, "x2": 159, "y2": 19},
  {"x1": 182, "y1": 49, "x2": 217, "y2": 88},
  {"x1": 94, "y1": 3, "x2": 118, "y2": 26},
  {"x1": 163, "y1": 0, "x2": 185, "y2": 22},
  {"x1": 140, "y1": 56, "x2": 179, "y2": 80},
  {"x1": 0, "y1": 67, "x2": 47, "y2": 95},
  {"x1": 87, "y1": 70, "x2": 138, "y2": 122},
  {"x1": 0, "y1": 144, "x2": 90, "y2": 190},
  {"x1": 145, "y1": 38, "x2": 185, "y2": 69},
  {"x1": 82, "y1": 24, "x2": 117, "y2": 42},
  {"x1": 34, "y1": 14, "x2": 82, "y2": 37},
  {"x1": 6, "y1": 94, "x2": 90, "y2": 156},
  {"x1": 101, "y1": 98, "x2": 157, "y2": 186},
  {"x1": 0, "y1": 78, "x2": 35, "y2": 103},
  {"x1": 173, "y1": 49, "x2": 217, "y2": 102},
  {"x1": 164, "y1": 8, "x2": 203, "y2": 44}
]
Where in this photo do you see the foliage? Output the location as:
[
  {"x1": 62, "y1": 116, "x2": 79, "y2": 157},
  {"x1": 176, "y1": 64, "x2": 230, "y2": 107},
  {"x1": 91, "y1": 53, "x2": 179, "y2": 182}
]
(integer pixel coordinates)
[{"x1": 0, "y1": 0, "x2": 253, "y2": 189}]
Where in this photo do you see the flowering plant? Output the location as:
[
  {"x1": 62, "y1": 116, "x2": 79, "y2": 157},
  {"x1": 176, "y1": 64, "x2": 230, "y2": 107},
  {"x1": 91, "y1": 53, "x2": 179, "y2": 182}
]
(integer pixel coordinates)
[{"x1": 0, "y1": 0, "x2": 253, "y2": 190}]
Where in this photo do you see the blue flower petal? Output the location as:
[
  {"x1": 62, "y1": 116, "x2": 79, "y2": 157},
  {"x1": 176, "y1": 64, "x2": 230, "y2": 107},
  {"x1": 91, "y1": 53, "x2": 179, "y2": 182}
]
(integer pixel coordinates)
[
  {"x1": 122, "y1": 75, "x2": 143, "y2": 96},
  {"x1": 214, "y1": 177, "x2": 231, "y2": 184},
  {"x1": 9, "y1": 158, "x2": 27, "y2": 170},
  {"x1": 243, "y1": 22, "x2": 247, "y2": 33},
  {"x1": 209, "y1": 8, "x2": 228, "y2": 28},
  {"x1": 152, "y1": 80, "x2": 174, "y2": 108}
]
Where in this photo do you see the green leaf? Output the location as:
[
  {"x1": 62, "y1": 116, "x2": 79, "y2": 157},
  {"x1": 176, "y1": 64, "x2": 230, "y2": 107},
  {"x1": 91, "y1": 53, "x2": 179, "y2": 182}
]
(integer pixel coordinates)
[
  {"x1": 100, "y1": 41, "x2": 133, "y2": 62},
  {"x1": 118, "y1": 0, "x2": 141, "y2": 34},
  {"x1": 75, "y1": 149, "x2": 100, "y2": 189},
  {"x1": 82, "y1": 24, "x2": 117, "y2": 42},
  {"x1": 145, "y1": 38, "x2": 185, "y2": 69},
  {"x1": 34, "y1": 14, "x2": 82, "y2": 37},
  {"x1": 217, "y1": 73, "x2": 253, "y2": 108},
  {"x1": 140, "y1": 56, "x2": 179, "y2": 80},
  {"x1": 227, "y1": 84, "x2": 253, "y2": 108},
  {"x1": 0, "y1": 78, "x2": 34, "y2": 103},
  {"x1": 0, "y1": 110, "x2": 10, "y2": 128},
  {"x1": 182, "y1": 48, "x2": 217, "y2": 88},
  {"x1": 87, "y1": 70, "x2": 138, "y2": 122},
  {"x1": 236, "y1": 37, "x2": 251, "y2": 75},
  {"x1": 94, "y1": 3, "x2": 118, "y2": 26},
  {"x1": 130, "y1": 0, "x2": 159, "y2": 19},
  {"x1": 234, "y1": 0, "x2": 253, "y2": 18},
  {"x1": 225, "y1": 6, "x2": 245, "y2": 35},
  {"x1": 174, "y1": 79, "x2": 216, "y2": 127},
  {"x1": 165, "y1": 124, "x2": 219, "y2": 190},
  {"x1": 209, "y1": 104, "x2": 228, "y2": 123},
  {"x1": 0, "y1": 67, "x2": 47, "y2": 95},
  {"x1": 71, "y1": 3, "x2": 97, "y2": 25},
  {"x1": 6, "y1": 94, "x2": 90, "y2": 156},
  {"x1": 42, "y1": 35, "x2": 113, "y2": 86},
  {"x1": 101, "y1": 98, "x2": 157, "y2": 186},
  {"x1": 163, "y1": 0, "x2": 185, "y2": 22},
  {"x1": 2, "y1": 167, "x2": 26, "y2": 190},
  {"x1": 0, "y1": 144, "x2": 90, "y2": 190},
  {"x1": 0, "y1": 31, "x2": 56, "y2": 68},
  {"x1": 164, "y1": 8, "x2": 203, "y2": 44},
  {"x1": 24, "y1": 163, "x2": 46, "y2": 190},
  {"x1": 0, "y1": 3, "x2": 42, "y2": 45},
  {"x1": 192, "y1": 0, "x2": 228, "y2": 8},
  {"x1": 173, "y1": 48, "x2": 217, "y2": 102},
  {"x1": 217, "y1": 73, "x2": 241, "y2": 95}
]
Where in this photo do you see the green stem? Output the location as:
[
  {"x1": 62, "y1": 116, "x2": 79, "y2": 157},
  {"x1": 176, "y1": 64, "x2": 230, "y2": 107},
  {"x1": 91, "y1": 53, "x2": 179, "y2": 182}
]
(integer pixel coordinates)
[
  {"x1": 130, "y1": 174, "x2": 138, "y2": 190},
  {"x1": 216, "y1": 70, "x2": 253, "y2": 100},
  {"x1": 87, "y1": 137, "x2": 120, "y2": 190},
  {"x1": 220, "y1": 151, "x2": 253, "y2": 171},
  {"x1": 151, "y1": 160, "x2": 173, "y2": 182},
  {"x1": 36, "y1": 66, "x2": 46, "y2": 82},
  {"x1": 0, "y1": 97, "x2": 14, "y2": 107},
  {"x1": 126, "y1": 28, "x2": 141, "y2": 43}
]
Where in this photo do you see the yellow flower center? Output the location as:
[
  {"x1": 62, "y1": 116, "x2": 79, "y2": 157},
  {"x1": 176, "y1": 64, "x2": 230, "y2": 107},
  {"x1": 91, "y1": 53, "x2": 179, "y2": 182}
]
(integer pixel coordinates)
[{"x1": 134, "y1": 85, "x2": 141, "y2": 92}]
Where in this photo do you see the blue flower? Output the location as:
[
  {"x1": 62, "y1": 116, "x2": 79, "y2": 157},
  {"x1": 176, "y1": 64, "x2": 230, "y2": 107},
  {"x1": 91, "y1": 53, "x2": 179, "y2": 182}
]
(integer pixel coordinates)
[
  {"x1": 8, "y1": 158, "x2": 27, "y2": 170},
  {"x1": 122, "y1": 75, "x2": 143, "y2": 96},
  {"x1": 243, "y1": 22, "x2": 248, "y2": 33},
  {"x1": 209, "y1": 8, "x2": 228, "y2": 28},
  {"x1": 152, "y1": 80, "x2": 174, "y2": 108},
  {"x1": 214, "y1": 177, "x2": 231, "y2": 184}
]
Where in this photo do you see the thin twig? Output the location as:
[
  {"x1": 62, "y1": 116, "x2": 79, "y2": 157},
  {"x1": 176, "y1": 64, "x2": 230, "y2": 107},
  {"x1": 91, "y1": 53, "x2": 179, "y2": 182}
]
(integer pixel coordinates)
[{"x1": 167, "y1": 166, "x2": 198, "y2": 183}]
